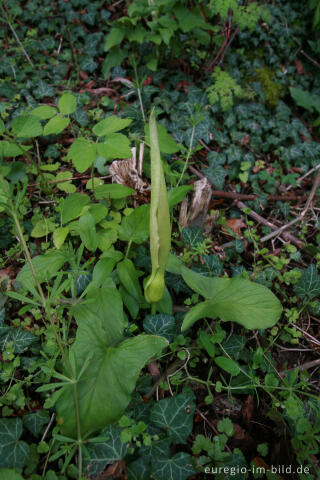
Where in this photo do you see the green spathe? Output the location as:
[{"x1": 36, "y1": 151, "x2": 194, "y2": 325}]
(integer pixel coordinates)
[{"x1": 144, "y1": 109, "x2": 171, "y2": 304}]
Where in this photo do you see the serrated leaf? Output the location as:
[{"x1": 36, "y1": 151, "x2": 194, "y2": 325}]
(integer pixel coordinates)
[
  {"x1": 151, "y1": 452, "x2": 195, "y2": 480},
  {"x1": 31, "y1": 218, "x2": 57, "y2": 238},
  {"x1": 150, "y1": 393, "x2": 195, "y2": 443},
  {"x1": 67, "y1": 138, "x2": 96, "y2": 173},
  {"x1": 0, "y1": 141, "x2": 32, "y2": 158},
  {"x1": 143, "y1": 314, "x2": 177, "y2": 342},
  {"x1": 0, "y1": 418, "x2": 29, "y2": 468},
  {"x1": 23, "y1": 410, "x2": 50, "y2": 437},
  {"x1": 17, "y1": 251, "x2": 67, "y2": 290},
  {"x1": 52, "y1": 227, "x2": 69, "y2": 249},
  {"x1": 61, "y1": 193, "x2": 90, "y2": 225},
  {"x1": 295, "y1": 264, "x2": 320, "y2": 299},
  {"x1": 79, "y1": 212, "x2": 97, "y2": 251},
  {"x1": 43, "y1": 116, "x2": 70, "y2": 136},
  {"x1": 145, "y1": 123, "x2": 180, "y2": 154},
  {"x1": 30, "y1": 105, "x2": 57, "y2": 119},
  {"x1": 93, "y1": 116, "x2": 132, "y2": 137},
  {"x1": 95, "y1": 184, "x2": 135, "y2": 200},
  {"x1": 105, "y1": 28, "x2": 125, "y2": 50},
  {"x1": 97, "y1": 133, "x2": 131, "y2": 159},
  {"x1": 167, "y1": 185, "x2": 193, "y2": 208},
  {"x1": 118, "y1": 204, "x2": 150, "y2": 243},
  {"x1": 12, "y1": 116, "x2": 42, "y2": 138},
  {"x1": 58, "y1": 93, "x2": 77, "y2": 115}
]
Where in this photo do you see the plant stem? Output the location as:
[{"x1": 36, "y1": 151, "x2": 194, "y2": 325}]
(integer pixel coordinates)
[
  {"x1": 1, "y1": 179, "x2": 83, "y2": 478},
  {"x1": 0, "y1": 2, "x2": 34, "y2": 67},
  {"x1": 125, "y1": 240, "x2": 132, "y2": 259},
  {"x1": 176, "y1": 124, "x2": 195, "y2": 187},
  {"x1": 132, "y1": 57, "x2": 146, "y2": 123}
]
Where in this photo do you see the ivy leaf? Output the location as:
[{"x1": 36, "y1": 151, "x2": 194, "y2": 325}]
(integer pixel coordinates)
[
  {"x1": 23, "y1": 410, "x2": 50, "y2": 437},
  {"x1": 295, "y1": 264, "x2": 320, "y2": 299},
  {"x1": 67, "y1": 138, "x2": 96, "y2": 173},
  {"x1": 12, "y1": 116, "x2": 42, "y2": 138},
  {"x1": 150, "y1": 392, "x2": 195, "y2": 443},
  {"x1": 84, "y1": 425, "x2": 128, "y2": 476},
  {"x1": 223, "y1": 335, "x2": 246, "y2": 360},
  {"x1": 181, "y1": 226, "x2": 204, "y2": 247},
  {"x1": 151, "y1": 452, "x2": 195, "y2": 480},
  {"x1": 143, "y1": 314, "x2": 177, "y2": 342},
  {"x1": 0, "y1": 327, "x2": 37, "y2": 353},
  {"x1": 127, "y1": 457, "x2": 150, "y2": 480},
  {"x1": 0, "y1": 418, "x2": 29, "y2": 468},
  {"x1": 225, "y1": 145, "x2": 242, "y2": 164},
  {"x1": 33, "y1": 80, "x2": 54, "y2": 99},
  {"x1": 202, "y1": 164, "x2": 226, "y2": 189}
]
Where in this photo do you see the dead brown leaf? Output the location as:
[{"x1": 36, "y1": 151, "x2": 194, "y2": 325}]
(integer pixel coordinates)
[
  {"x1": 222, "y1": 218, "x2": 246, "y2": 237},
  {"x1": 294, "y1": 57, "x2": 305, "y2": 75},
  {"x1": 242, "y1": 394, "x2": 254, "y2": 425}
]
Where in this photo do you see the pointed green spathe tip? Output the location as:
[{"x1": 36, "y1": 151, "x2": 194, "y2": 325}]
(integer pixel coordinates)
[{"x1": 144, "y1": 108, "x2": 171, "y2": 304}]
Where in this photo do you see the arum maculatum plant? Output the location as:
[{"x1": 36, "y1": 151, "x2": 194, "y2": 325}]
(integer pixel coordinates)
[
  {"x1": 144, "y1": 109, "x2": 282, "y2": 331},
  {"x1": 144, "y1": 108, "x2": 171, "y2": 306},
  {"x1": 166, "y1": 255, "x2": 282, "y2": 331}
]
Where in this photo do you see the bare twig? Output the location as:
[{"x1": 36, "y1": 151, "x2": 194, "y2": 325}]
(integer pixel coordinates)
[
  {"x1": 260, "y1": 171, "x2": 320, "y2": 243},
  {"x1": 188, "y1": 166, "x2": 310, "y2": 202},
  {"x1": 41, "y1": 413, "x2": 55, "y2": 442},
  {"x1": 279, "y1": 358, "x2": 320, "y2": 377},
  {"x1": 235, "y1": 200, "x2": 303, "y2": 248}
]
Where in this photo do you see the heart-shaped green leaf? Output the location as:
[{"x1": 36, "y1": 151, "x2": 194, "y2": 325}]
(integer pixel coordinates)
[{"x1": 56, "y1": 285, "x2": 167, "y2": 437}]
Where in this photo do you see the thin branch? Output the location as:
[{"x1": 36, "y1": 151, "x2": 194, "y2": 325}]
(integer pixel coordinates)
[{"x1": 260, "y1": 170, "x2": 320, "y2": 243}]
